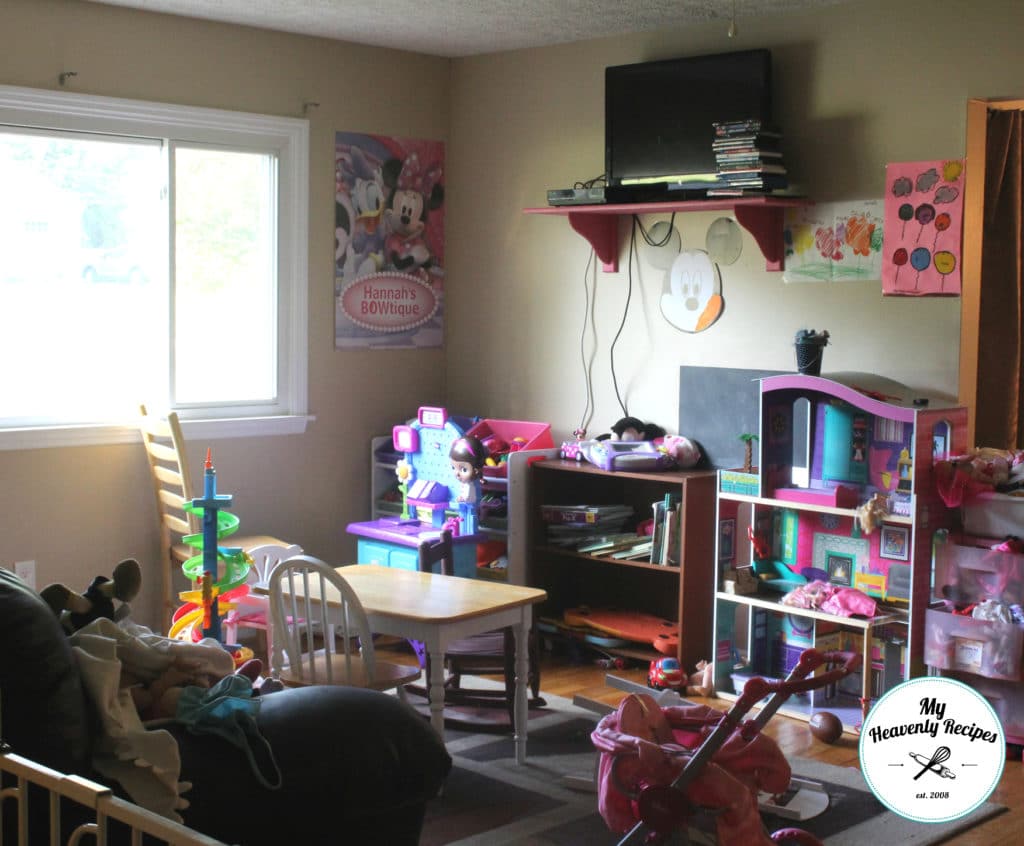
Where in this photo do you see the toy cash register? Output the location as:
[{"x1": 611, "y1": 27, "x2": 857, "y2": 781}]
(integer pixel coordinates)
[{"x1": 579, "y1": 440, "x2": 676, "y2": 472}]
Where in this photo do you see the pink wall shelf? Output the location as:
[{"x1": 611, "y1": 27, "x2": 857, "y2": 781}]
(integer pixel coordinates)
[{"x1": 523, "y1": 196, "x2": 813, "y2": 272}]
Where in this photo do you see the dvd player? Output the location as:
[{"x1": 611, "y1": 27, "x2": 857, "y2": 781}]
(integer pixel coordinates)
[
  {"x1": 547, "y1": 187, "x2": 606, "y2": 206},
  {"x1": 604, "y1": 183, "x2": 712, "y2": 204}
]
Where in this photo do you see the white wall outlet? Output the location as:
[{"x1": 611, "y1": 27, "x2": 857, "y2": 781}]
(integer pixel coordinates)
[{"x1": 14, "y1": 560, "x2": 36, "y2": 590}]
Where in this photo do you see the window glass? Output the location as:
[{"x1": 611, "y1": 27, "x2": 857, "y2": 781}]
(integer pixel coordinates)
[
  {"x1": 173, "y1": 146, "x2": 276, "y2": 405},
  {"x1": 0, "y1": 85, "x2": 308, "y2": 447},
  {"x1": 0, "y1": 129, "x2": 165, "y2": 425}
]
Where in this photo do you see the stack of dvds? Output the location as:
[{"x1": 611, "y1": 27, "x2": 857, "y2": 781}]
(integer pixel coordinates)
[{"x1": 709, "y1": 119, "x2": 788, "y2": 196}]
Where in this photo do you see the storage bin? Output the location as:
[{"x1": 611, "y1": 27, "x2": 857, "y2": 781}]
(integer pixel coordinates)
[
  {"x1": 966, "y1": 675, "x2": 1024, "y2": 742},
  {"x1": 962, "y1": 491, "x2": 1024, "y2": 538},
  {"x1": 924, "y1": 608, "x2": 1023, "y2": 681},
  {"x1": 932, "y1": 533, "x2": 1024, "y2": 606},
  {"x1": 466, "y1": 418, "x2": 554, "y2": 477}
]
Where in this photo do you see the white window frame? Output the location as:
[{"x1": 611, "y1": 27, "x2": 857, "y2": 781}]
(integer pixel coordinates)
[{"x1": 0, "y1": 84, "x2": 310, "y2": 450}]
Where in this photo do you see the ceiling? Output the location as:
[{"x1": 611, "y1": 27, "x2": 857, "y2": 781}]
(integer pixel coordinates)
[{"x1": 82, "y1": 0, "x2": 849, "y2": 58}]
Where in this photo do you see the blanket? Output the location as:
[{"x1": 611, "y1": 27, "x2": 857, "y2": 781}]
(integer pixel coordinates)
[{"x1": 68, "y1": 618, "x2": 235, "y2": 821}]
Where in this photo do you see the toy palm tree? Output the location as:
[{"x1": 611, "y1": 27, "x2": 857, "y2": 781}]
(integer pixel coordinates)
[{"x1": 739, "y1": 433, "x2": 759, "y2": 473}]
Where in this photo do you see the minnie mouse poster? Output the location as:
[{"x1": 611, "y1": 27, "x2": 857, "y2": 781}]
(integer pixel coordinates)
[
  {"x1": 383, "y1": 151, "x2": 444, "y2": 283},
  {"x1": 334, "y1": 132, "x2": 445, "y2": 349}
]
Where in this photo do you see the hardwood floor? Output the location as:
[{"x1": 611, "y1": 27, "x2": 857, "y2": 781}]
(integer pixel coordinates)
[{"x1": 382, "y1": 641, "x2": 1022, "y2": 845}]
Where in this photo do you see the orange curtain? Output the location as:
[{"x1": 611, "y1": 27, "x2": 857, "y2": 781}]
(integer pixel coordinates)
[{"x1": 976, "y1": 109, "x2": 1024, "y2": 449}]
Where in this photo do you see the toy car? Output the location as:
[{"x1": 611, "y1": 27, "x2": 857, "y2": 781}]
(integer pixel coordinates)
[
  {"x1": 648, "y1": 656, "x2": 686, "y2": 691},
  {"x1": 560, "y1": 440, "x2": 584, "y2": 461}
]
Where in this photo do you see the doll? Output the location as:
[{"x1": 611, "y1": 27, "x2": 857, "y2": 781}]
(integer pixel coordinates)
[
  {"x1": 686, "y1": 659, "x2": 716, "y2": 697},
  {"x1": 449, "y1": 435, "x2": 488, "y2": 534}
]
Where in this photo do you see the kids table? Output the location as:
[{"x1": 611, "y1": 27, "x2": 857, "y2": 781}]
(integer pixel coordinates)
[{"x1": 262, "y1": 564, "x2": 546, "y2": 763}]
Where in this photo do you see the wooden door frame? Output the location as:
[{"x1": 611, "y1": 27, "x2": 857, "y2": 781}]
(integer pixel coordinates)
[{"x1": 960, "y1": 98, "x2": 1024, "y2": 449}]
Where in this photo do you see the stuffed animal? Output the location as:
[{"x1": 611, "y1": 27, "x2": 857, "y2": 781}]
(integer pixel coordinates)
[
  {"x1": 596, "y1": 417, "x2": 667, "y2": 442},
  {"x1": 41, "y1": 559, "x2": 284, "y2": 720},
  {"x1": 40, "y1": 557, "x2": 142, "y2": 633},
  {"x1": 662, "y1": 433, "x2": 701, "y2": 469}
]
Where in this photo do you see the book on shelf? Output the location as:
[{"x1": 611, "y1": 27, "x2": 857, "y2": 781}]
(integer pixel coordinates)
[
  {"x1": 649, "y1": 493, "x2": 682, "y2": 564},
  {"x1": 540, "y1": 503, "x2": 634, "y2": 524},
  {"x1": 575, "y1": 533, "x2": 648, "y2": 554},
  {"x1": 609, "y1": 540, "x2": 654, "y2": 560},
  {"x1": 546, "y1": 521, "x2": 629, "y2": 539}
]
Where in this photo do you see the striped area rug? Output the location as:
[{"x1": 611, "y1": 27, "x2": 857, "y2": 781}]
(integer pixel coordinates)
[{"x1": 419, "y1": 688, "x2": 1006, "y2": 846}]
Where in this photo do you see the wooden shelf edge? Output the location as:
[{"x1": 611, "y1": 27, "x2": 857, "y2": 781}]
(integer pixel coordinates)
[
  {"x1": 524, "y1": 196, "x2": 813, "y2": 273},
  {"x1": 718, "y1": 490, "x2": 914, "y2": 524},
  {"x1": 715, "y1": 590, "x2": 908, "y2": 628},
  {"x1": 536, "y1": 544, "x2": 682, "y2": 571}
]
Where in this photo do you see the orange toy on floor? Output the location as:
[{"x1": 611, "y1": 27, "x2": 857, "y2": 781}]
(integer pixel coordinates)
[{"x1": 563, "y1": 606, "x2": 679, "y2": 655}]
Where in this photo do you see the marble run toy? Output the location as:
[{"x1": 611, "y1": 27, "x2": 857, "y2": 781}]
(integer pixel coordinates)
[{"x1": 168, "y1": 449, "x2": 252, "y2": 645}]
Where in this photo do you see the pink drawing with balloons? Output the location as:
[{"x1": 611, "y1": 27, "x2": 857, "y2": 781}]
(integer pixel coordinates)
[{"x1": 882, "y1": 158, "x2": 964, "y2": 296}]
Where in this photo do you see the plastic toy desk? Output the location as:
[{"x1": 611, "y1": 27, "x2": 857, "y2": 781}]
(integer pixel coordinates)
[{"x1": 346, "y1": 517, "x2": 484, "y2": 579}]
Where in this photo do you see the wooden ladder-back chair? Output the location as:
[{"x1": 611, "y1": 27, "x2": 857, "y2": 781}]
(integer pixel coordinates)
[
  {"x1": 268, "y1": 554, "x2": 421, "y2": 697},
  {"x1": 416, "y1": 530, "x2": 544, "y2": 724},
  {"x1": 138, "y1": 404, "x2": 294, "y2": 633}
]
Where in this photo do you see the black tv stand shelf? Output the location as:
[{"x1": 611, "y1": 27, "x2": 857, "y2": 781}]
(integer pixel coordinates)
[{"x1": 524, "y1": 196, "x2": 813, "y2": 273}]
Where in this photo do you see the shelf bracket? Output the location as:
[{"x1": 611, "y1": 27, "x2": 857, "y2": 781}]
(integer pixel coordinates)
[
  {"x1": 733, "y1": 204, "x2": 785, "y2": 272},
  {"x1": 525, "y1": 198, "x2": 810, "y2": 273},
  {"x1": 567, "y1": 211, "x2": 618, "y2": 272}
]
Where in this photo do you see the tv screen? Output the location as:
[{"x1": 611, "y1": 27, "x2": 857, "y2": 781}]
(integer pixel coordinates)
[{"x1": 605, "y1": 49, "x2": 773, "y2": 199}]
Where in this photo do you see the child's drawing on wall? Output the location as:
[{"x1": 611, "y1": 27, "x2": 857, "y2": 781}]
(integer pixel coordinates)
[
  {"x1": 882, "y1": 159, "x2": 964, "y2": 296},
  {"x1": 783, "y1": 200, "x2": 883, "y2": 283}
]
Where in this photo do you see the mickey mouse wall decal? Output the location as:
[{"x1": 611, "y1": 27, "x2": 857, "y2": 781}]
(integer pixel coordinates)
[{"x1": 660, "y1": 248, "x2": 724, "y2": 333}]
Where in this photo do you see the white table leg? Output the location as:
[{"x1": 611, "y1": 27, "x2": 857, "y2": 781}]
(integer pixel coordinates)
[
  {"x1": 513, "y1": 609, "x2": 531, "y2": 764},
  {"x1": 426, "y1": 634, "x2": 446, "y2": 743}
]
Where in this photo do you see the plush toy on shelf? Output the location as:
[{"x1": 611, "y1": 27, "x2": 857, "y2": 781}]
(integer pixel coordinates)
[
  {"x1": 566, "y1": 417, "x2": 702, "y2": 473},
  {"x1": 596, "y1": 416, "x2": 666, "y2": 442}
]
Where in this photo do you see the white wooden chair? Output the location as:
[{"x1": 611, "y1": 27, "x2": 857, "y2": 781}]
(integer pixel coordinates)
[
  {"x1": 268, "y1": 555, "x2": 420, "y2": 698},
  {"x1": 138, "y1": 404, "x2": 296, "y2": 633},
  {"x1": 222, "y1": 543, "x2": 303, "y2": 661}
]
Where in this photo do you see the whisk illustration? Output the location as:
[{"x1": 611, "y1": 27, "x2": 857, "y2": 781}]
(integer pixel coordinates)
[{"x1": 910, "y1": 746, "x2": 956, "y2": 780}]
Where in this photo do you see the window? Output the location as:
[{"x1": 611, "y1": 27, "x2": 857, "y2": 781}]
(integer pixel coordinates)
[{"x1": 0, "y1": 85, "x2": 309, "y2": 449}]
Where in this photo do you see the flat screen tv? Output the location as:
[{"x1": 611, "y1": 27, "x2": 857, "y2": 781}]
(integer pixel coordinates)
[{"x1": 605, "y1": 49, "x2": 773, "y2": 201}]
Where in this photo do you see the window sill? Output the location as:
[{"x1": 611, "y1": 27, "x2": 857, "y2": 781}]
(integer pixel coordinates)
[{"x1": 0, "y1": 415, "x2": 314, "y2": 451}]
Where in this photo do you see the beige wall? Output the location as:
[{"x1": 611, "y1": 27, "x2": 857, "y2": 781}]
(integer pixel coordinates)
[
  {"x1": 2, "y1": 0, "x2": 1023, "y2": 628},
  {"x1": 445, "y1": 0, "x2": 1023, "y2": 441},
  {"x1": 0, "y1": 0, "x2": 450, "y2": 626}
]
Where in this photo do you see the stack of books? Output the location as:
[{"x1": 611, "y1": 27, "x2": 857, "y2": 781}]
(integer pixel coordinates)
[
  {"x1": 540, "y1": 503, "x2": 635, "y2": 549},
  {"x1": 709, "y1": 119, "x2": 788, "y2": 196}
]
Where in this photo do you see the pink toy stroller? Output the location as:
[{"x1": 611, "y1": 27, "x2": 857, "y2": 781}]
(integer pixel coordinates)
[{"x1": 592, "y1": 649, "x2": 860, "y2": 845}]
